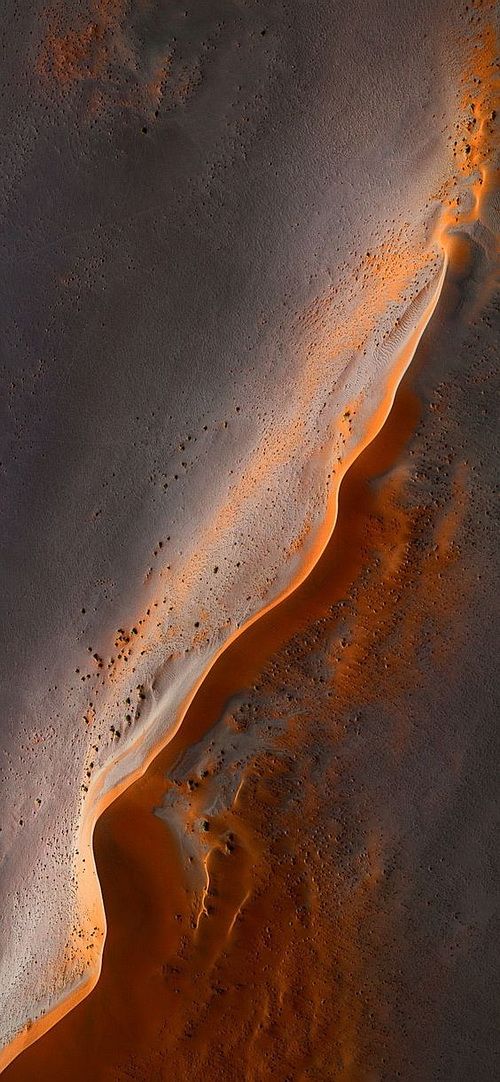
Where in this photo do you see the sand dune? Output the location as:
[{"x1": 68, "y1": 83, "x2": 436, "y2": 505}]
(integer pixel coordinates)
[
  {"x1": 4, "y1": 172, "x2": 498, "y2": 1080},
  {"x1": 0, "y1": 0, "x2": 498, "y2": 1074}
]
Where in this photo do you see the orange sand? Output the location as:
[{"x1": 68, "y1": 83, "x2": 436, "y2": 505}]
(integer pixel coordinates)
[
  {"x1": 1, "y1": 248, "x2": 448, "y2": 1078},
  {"x1": 7, "y1": 106, "x2": 499, "y2": 1058}
]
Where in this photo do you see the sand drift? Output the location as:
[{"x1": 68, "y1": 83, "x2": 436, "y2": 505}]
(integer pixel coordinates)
[{"x1": 0, "y1": 0, "x2": 498, "y2": 1075}]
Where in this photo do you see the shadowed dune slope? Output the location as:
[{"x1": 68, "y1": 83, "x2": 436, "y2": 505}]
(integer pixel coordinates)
[
  {"x1": 0, "y1": 0, "x2": 498, "y2": 1068},
  {"x1": 4, "y1": 185, "x2": 500, "y2": 1079}
]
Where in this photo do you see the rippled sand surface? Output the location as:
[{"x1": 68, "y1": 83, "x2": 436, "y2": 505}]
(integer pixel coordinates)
[{"x1": 1, "y1": 0, "x2": 498, "y2": 1075}]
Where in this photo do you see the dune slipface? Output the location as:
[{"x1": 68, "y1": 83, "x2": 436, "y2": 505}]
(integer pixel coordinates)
[
  {"x1": 0, "y1": 0, "x2": 498, "y2": 1074},
  {"x1": 3, "y1": 170, "x2": 499, "y2": 1082}
]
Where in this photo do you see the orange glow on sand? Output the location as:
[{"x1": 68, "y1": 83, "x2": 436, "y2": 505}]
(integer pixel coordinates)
[
  {"x1": 2, "y1": 8, "x2": 497, "y2": 1071},
  {"x1": 0, "y1": 227, "x2": 447, "y2": 1075}
]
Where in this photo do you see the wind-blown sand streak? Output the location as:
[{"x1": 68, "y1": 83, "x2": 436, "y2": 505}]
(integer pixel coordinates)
[
  {"x1": 0, "y1": 2, "x2": 495, "y2": 1073},
  {"x1": 6, "y1": 186, "x2": 499, "y2": 1077},
  {"x1": 4, "y1": 91, "x2": 500, "y2": 1061},
  {"x1": 0, "y1": 246, "x2": 448, "y2": 1073}
]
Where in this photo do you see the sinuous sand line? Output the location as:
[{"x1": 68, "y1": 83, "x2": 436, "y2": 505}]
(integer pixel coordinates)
[
  {"x1": 1, "y1": 3, "x2": 497, "y2": 1071},
  {"x1": 0, "y1": 243, "x2": 448, "y2": 1073},
  {"x1": 4, "y1": 193, "x2": 498, "y2": 1081}
]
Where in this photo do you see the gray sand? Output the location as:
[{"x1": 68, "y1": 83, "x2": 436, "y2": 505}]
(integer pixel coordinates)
[{"x1": 0, "y1": 0, "x2": 496, "y2": 1060}]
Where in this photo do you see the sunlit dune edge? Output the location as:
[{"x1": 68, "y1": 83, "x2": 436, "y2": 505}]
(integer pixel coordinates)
[
  {"x1": 0, "y1": 239, "x2": 449, "y2": 1073},
  {"x1": 3, "y1": 10, "x2": 498, "y2": 1060}
]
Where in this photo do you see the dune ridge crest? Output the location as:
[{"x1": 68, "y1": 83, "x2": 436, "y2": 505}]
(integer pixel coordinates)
[
  {"x1": 1, "y1": 1, "x2": 497, "y2": 1070},
  {"x1": 0, "y1": 244, "x2": 448, "y2": 1072}
]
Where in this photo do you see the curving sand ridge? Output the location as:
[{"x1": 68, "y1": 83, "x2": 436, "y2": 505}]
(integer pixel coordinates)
[
  {"x1": 0, "y1": 239, "x2": 448, "y2": 1074},
  {"x1": 4, "y1": 157, "x2": 500, "y2": 1073},
  {"x1": 0, "y1": 0, "x2": 498, "y2": 1071},
  {"x1": 0, "y1": 237, "x2": 448, "y2": 1063}
]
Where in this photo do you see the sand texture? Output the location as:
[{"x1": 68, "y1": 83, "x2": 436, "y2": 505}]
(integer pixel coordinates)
[{"x1": 0, "y1": 0, "x2": 498, "y2": 1074}]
